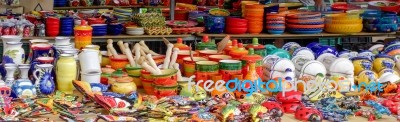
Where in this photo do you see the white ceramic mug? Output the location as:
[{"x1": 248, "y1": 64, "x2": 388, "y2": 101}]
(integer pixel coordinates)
[
  {"x1": 81, "y1": 72, "x2": 101, "y2": 83},
  {"x1": 79, "y1": 49, "x2": 101, "y2": 73}
]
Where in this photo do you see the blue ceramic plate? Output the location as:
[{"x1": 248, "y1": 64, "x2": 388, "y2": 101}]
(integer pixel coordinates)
[
  {"x1": 90, "y1": 83, "x2": 109, "y2": 92},
  {"x1": 268, "y1": 30, "x2": 284, "y2": 34},
  {"x1": 288, "y1": 30, "x2": 323, "y2": 34},
  {"x1": 102, "y1": 92, "x2": 125, "y2": 98}
]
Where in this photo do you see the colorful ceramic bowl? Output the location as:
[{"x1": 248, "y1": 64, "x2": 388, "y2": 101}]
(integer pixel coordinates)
[
  {"x1": 368, "y1": 1, "x2": 400, "y2": 13},
  {"x1": 286, "y1": 12, "x2": 322, "y2": 19},
  {"x1": 287, "y1": 18, "x2": 325, "y2": 25}
]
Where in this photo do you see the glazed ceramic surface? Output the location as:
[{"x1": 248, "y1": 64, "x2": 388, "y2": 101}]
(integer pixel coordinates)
[
  {"x1": 56, "y1": 54, "x2": 77, "y2": 94},
  {"x1": 33, "y1": 64, "x2": 55, "y2": 95},
  {"x1": 300, "y1": 60, "x2": 327, "y2": 78},
  {"x1": 79, "y1": 49, "x2": 101, "y2": 73},
  {"x1": 352, "y1": 56, "x2": 373, "y2": 75},
  {"x1": 329, "y1": 58, "x2": 354, "y2": 76},
  {"x1": 373, "y1": 54, "x2": 395, "y2": 72},
  {"x1": 205, "y1": 16, "x2": 225, "y2": 34},
  {"x1": 3, "y1": 42, "x2": 25, "y2": 65},
  {"x1": 293, "y1": 47, "x2": 315, "y2": 60}
]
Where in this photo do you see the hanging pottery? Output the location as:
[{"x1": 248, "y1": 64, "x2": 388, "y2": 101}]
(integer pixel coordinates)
[
  {"x1": 3, "y1": 42, "x2": 25, "y2": 65},
  {"x1": 33, "y1": 64, "x2": 55, "y2": 95}
]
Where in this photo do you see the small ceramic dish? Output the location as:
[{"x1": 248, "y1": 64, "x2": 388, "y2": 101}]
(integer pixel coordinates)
[
  {"x1": 299, "y1": 60, "x2": 327, "y2": 77},
  {"x1": 270, "y1": 58, "x2": 295, "y2": 72},
  {"x1": 368, "y1": 1, "x2": 400, "y2": 13},
  {"x1": 329, "y1": 58, "x2": 354, "y2": 75},
  {"x1": 209, "y1": 8, "x2": 230, "y2": 16},
  {"x1": 126, "y1": 31, "x2": 145, "y2": 35},
  {"x1": 126, "y1": 27, "x2": 144, "y2": 31},
  {"x1": 316, "y1": 53, "x2": 337, "y2": 68},
  {"x1": 293, "y1": 47, "x2": 315, "y2": 60}
]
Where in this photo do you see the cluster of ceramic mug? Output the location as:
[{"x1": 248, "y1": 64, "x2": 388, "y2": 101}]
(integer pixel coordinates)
[
  {"x1": 362, "y1": 10, "x2": 400, "y2": 33},
  {"x1": 45, "y1": 17, "x2": 60, "y2": 37}
]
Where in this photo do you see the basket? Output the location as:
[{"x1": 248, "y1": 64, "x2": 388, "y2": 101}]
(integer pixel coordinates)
[{"x1": 325, "y1": 24, "x2": 363, "y2": 34}]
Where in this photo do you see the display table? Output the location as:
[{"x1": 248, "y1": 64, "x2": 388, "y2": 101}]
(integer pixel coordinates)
[{"x1": 22, "y1": 91, "x2": 398, "y2": 122}]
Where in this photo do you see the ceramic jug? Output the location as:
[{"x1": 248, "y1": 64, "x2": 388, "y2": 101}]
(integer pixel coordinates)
[
  {"x1": 27, "y1": 39, "x2": 49, "y2": 64},
  {"x1": 30, "y1": 43, "x2": 52, "y2": 63},
  {"x1": 3, "y1": 42, "x2": 25, "y2": 65},
  {"x1": 282, "y1": 42, "x2": 301, "y2": 55},
  {"x1": 56, "y1": 54, "x2": 77, "y2": 94},
  {"x1": 1, "y1": 35, "x2": 22, "y2": 55},
  {"x1": 33, "y1": 64, "x2": 55, "y2": 95},
  {"x1": 241, "y1": 48, "x2": 263, "y2": 79},
  {"x1": 79, "y1": 49, "x2": 101, "y2": 73},
  {"x1": 4, "y1": 63, "x2": 17, "y2": 86},
  {"x1": 12, "y1": 64, "x2": 36, "y2": 98},
  {"x1": 74, "y1": 20, "x2": 93, "y2": 50}
]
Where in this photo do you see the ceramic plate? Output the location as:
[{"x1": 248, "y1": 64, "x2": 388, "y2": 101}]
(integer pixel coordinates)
[{"x1": 316, "y1": 53, "x2": 337, "y2": 68}]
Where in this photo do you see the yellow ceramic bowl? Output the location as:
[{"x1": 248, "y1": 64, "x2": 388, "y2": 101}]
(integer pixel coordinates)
[
  {"x1": 353, "y1": 59, "x2": 372, "y2": 75},
  {"x1": 325, "y1": 18, "x2": 362, "y2": 24},
  {"x1": 378, "y1": 69, "x2": 399, "y2": 77},
  {"x1": 325, "y1": 13, "x2": 360, "y2": 20},
  {"x1": 325, "y1": 24, "x2": 363, "y2": 34},
  {"x1": 125, "y1": 65, "x2": 143, "y2": 77},
  {"x1": 373, "y1": 57, "x2": 395, "y2": 72},
  {"x1": 355, "y1": 70, "x2": 378, "y2": 85}
]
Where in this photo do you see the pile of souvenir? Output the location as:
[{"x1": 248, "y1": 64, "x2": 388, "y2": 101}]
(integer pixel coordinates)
[
  {"x1": 0, "y1": 19, "x2": 34, "y2": 37},
  {"x1": 362, "y1": 10, "x2": 399, "y2": 32}
]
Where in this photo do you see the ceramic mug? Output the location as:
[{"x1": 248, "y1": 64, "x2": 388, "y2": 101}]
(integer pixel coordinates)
[
  {"x1": 81, "y1": 72, "x2": 101, "y2": 83},
  {"x1": 79, "y1": 49, "x2": 101, "y2": 73},
  {"x1": 219, "y1": 60, "x2": 242, "y2": 81},
  {"x1": 183, "y1": 57, "x2": 208, "y2": 77}
]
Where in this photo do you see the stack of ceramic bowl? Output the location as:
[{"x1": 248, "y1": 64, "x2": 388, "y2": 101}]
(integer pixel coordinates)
[
  {"x1": 266, "y1": 12, "x2": 285, "y2": 34},
  {"x1": 286, "y1": 12, "x2": 324, "y2": 34},
  {"x1": 241, "y1": 1, "x2": 259, "y2": 17},
  {"x1": 113, "y1": 8, "x2": 132, "y2": 22},
  {"x1": 91, "y1": 24, "x2": 107, "y2": 36},
  {"x1": 362, "y1": 10, "x2": 399, "y2": 33},
  {"x1": 225, "y1": 17, "x2": 248, "y2": 34},
  {"x1": 383, "y1": 40, "x2": 400, "y2": 56},
  {"x1": 263, "y1": 55, "x2": 295, "y2": 81},
  {"x1": 245, "y1": 4, "x2": 264, "y2": 34},
  {"x1": 325, "y1": 12, "x2": 363, "y2": 34},
  {"x1": 60, "y1": 17, "x2": 74, "y2": 36},
  {"x1": 46, "y1": 17, "x2": 60, "y2": 37},
  {"x1": 126, "y1": 27, "x2": 144, "y2": 35}
]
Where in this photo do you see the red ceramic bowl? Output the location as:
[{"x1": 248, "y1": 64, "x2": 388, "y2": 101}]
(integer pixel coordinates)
[
  {"x1": 286, "y1": 24, "x2": 324, "y2": 29},
  {"x1": 368, "y1": 1, "x2": 400, "y2": 13},
  {"x1": 46, "y1": 31, "x2": 59, "y2": 37},
  {"x1": 226, "y1": 27, "x2": 248, "y2": 34},
  {"x1": 266, "y1": 21, "x2": 285, "y2": 24},
  {"x1": 226, "y1": 22, "x2": 247, "y2": 28},
  {"x1": 331, "y1": 3, "x2": 361, "y2": 11},
  {"x1": 266, "y1": 26, "x2": 285, "y2": 29},
  {"x1": 286, "y1": 12, "x2": 322, "y2": 19},
  {"x1": 226, "y1": 17, "x2": 248, "y2": 24},
  {"x1": 286, "y1": 18, "x2": 325, "y2": 24}
]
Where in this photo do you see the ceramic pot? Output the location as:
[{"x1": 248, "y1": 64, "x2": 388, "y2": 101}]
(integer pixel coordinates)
[
  {"x1": 141, "y1": 70, "x2": 153, "y2": 80},
  {"x1": 270, "y1": 58, "x2": 295, "y2": 73},
  {"x1": 3, "y1": 42, "x2": 25, "y2": 65},
  {"x1": 12, "y1": 64, "x2": 36, "y2": 98},
  {"x1": 196, "y1": 62, "x2": 219, "y2": 84},
  {"x1": 205, "y1": 16, "x2": 225, "y2": 34},
  {"x1": 56, "y1": 54, "x2": 77, "y2": 94},
  {"x1": 74, "y1": 20, "x2": 93, "y2": 50},
  {"x1": 1, "y1": 35, "x2": 22, "y2": 56},
  {"x1": 199, "y1": 50, "x2": 218, "y2": 58},
  {"x1": 219, "y1": 60, "x2": 242, "y2": 81},
  {"x1": 282, "y1": 42, "x2": 301, "y2": 55},
  {"x1": 329, "y1": 58, "x2": 354, "y2": 76},
  {"x1": 46, "y1": 17, "x2": 60, "y2": 37},
  {"x1": 30, "y1": 43, "x2": 52, "y2": 63},
  {"x1": 183, "y1": 57, "x2": 208, "y2": 77},
  {"x1": 141, "y1": 77, "x2": 154, "y2": 95},
  {"x1": 81, "y1": 72, "x2": 101, "y2": 84},
  {"x1": 33, "y1": 64, "x2": 55, "y2": 95},
  {"x1": 352, "y1": 56, "x2": 372, "y2": 75},
  {"x1": 100, "y1": 51, "x2": 110, "y2": 67},
  {"x1": 153, "y1": 84, "x2": 178, "y2": 98},
  {"x1": 229, "y1": 43, "x2": 248, "y2": 60},
  {"x1": 125, "y1": 65, "x2": 142, "y2": 77},
  {"x1": 177, "y1": 50, "x2": 197, "y2": 67},
  {"x1": 109, "y1": 55, "x2": 129, "y2": 70},
  {"x1": 79, "y1": 49, "x2": 101, "y2": 73},
  {"x1": 373, "y1": 54, "x2": 395, "y2": 72},
  {"x1": 208, "y1": 55, "x2": 232, "y2": 62},
  {"x1": 111, "y1": 81, "x2": 137, "y2": 95},
  {"x1": 246, "y1": 38, "x2": 266, "y2": 57},
  {"x1": 152, "y1": 69, "x2": 178, "y2": 86}
]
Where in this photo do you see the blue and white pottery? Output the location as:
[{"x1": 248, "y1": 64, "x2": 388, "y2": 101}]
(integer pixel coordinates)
[
  {"x1": 205, "y1": 16, "x2": 225, "y2": 34},
  {"x1": 102, "y1": 92, "x2": 125, "y2": 97},
  {"x1": 282, "y1": 42, "x2": 301, "y2": 52},
  {"x1": 338, "y1": 50, "x2": 352, "y2": 58},
  {"x1": 33, "y1": 64, "x2": 55, "y2": 95},
  {"x1": 315, "y1": 46, "x2": 338, "y2": 58},
  {"x1": 316, "y1": 53, "x2": 337, "y2": 68},
  {"x1": 107, "y1": 23, "x2": 123, "y2": 35},
  {"x1": 12, "y1": 64, "x2": 36, "y2": 98},
  {"x1": 364, "y1": 23, "x2": 398, "y2": 32},
  {"x1": 358, "y1": 50, "x2": 375, "y2": 60},
  {"x1": 3, "y1": 42, "x2": 25, "y2": 65},
  {"x1": 268, "y1": 30, "x2": 284, "y2": 35},
  {"x1": 90, "y1": 83, "x2": 109, "y2": 92},
  {"x1": 270, "y1": 58, "x2": 295, "y2": 73},
  {"x1": 293, "y1": 47, "x2": 315, "y2": 60},
  {"x1": 299, "y1": 60, "x2": 327, "y2": 78},
  {"x1": 364, "y1": 17, "x2": 397, "y2": 24}
]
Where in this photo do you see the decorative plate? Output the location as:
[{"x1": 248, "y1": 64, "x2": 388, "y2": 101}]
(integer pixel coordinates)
[{"x1": 166, "y1": 20, "x2": 198, "y2": 28}]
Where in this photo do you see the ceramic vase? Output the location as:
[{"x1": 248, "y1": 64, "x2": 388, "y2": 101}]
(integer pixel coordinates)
[
  {"x1": 27, "y1": 39, "x2": 49, "y2": 64},
  {"x1": 33, "y1": 64, "x2": 55, "y2": 95},
  {"x1": 12, "y1": 64, "x2": 36, "y2": 98},
  {"x1": 30, "y1": 43, "x2": 52, "y2": 63},
  {"x1": 56, "y1": 54, "x2": 77, "y2": 94},
  {"x1": 3, "y1": 42, "x2": 25, "y2": 65},
  {"x1": 1, "y1": 35, "x2": 22, "y2": 55},
  {"x1": 4, "y1": 63, "x2": 17, "y2": 86}
]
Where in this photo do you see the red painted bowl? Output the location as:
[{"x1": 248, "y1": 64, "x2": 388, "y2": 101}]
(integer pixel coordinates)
[
  {"x1": 226, "y1": 27, "x2": 248, "y2": 34},
  {"x1": 331, "y1": 3, "x2": 361, "y2": 11},
  {"x1": 226, "y1": 22, "x2": 247, "y2": 28},
  {"x1": 286, "y1": 24, "x2": 324, "y2": 29},
  {"x1": 368, "y1": 1, "x2": 400, "y2": 13},
  {"x1": 227, "y1": 17, "x2": 248, "y2": 24},
  {"x1": 266, "y1": 16, "x2": 285, "y2": 21},
  {"x1": 267, "y1": 21, "x2": 285, "y2": 24},
  {"x1": 286, "y1": 12, "x2": 322, "y2": 19},
  {"x1": 286, "y1": 18, "x2": 325, "y2": 24}
]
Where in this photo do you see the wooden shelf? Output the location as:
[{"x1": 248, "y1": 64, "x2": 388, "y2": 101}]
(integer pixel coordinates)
[
  {"x1": 0, "y1": 5, "x2": 22, "y2": 8},
  {"x1": 53, "y1": 5, "x2": 169, "y2": 10},
  {"x1": 196, "y1": 32, "x2": 396, "y2": 39},
  {"x1": 22, "y1": 34, "x2": 192, "y2": 40}
]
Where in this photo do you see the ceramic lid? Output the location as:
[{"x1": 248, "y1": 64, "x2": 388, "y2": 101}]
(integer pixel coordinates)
[
  {"x1": 74, "y1": 20, "x2": 93, "y2": 31},
  {"x1": 230, "y1": 43, "x2": 248, "y2": 55},
  {"x1": 174, "y1": 38, "x2": 190, "y2": 50},
  {"x1": 102, "y1": 65, "x2": 115, "y2": 74},
  {"x1": 241, "y1": 48, "x2": 262, "y2": 62},
  {"x1": 246, "y1": 38, "x2": 265, "y2": 50},
  {"x1": 196, "y1": 35, "x2": 217, "y2": 50},
  {"x1": 111, "y1": 69, "x2": 128, "y2": 78}
]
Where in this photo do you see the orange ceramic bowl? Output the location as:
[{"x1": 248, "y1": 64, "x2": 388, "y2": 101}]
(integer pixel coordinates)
[
  {"x1": 109, "y1": 55, "x2": 129, "y2": 70},
  {"x1": 248, "y1": 25, "x2": 263, "y2": 29},
  {"x1": 245, "y1": 9, "x2": 264, "y2": 14},
  {"x1": 208, "y1": 55, "x2": 232, "y2": 62},
  {"x1": 248, "y1": 27, "x2": 263, "y2": 34},
  {"x1": 248, "y1": 21, "x2": 264, "y2": 25},
  {"x1": 141, "y1": 77, "x2": 154, "y2": 95},
  {"x1": 266, "y1": 16, "x2": 285, "y2": 21},
  {"x1": 245, "y1": 4, "x2": 265, "y2": 9},
  {"x1": 387, "y1": 49, "x2": 400, "y2": 56},
  {"x1": 286, "y1": 24, "x2": 324, "y2": 29},
  {"x1": 141, "y1": 69, "x2": 153, "y2": 80},
  {"x1": 245, "y1": 14, "x2": 264, "y2": 18}
]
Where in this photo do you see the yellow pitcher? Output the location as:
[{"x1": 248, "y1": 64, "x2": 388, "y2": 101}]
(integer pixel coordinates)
[{"x1": 56, "y1": 54, "x2": 77, "y2": 94}]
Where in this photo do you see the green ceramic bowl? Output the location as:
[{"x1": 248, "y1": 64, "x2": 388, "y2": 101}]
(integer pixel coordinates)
[
  {"x1": 196, "y1": 61, "x2": 219, "y2": 72},
  {"x1": 219, "y1": 60, "x2": 242, "y2": 70},
  {"x1": 151, "y1": 69, "x2": 178, "y2": 78},
  {"x1": 125, "y1": 65, "x2": 143, "y2": 77}
]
